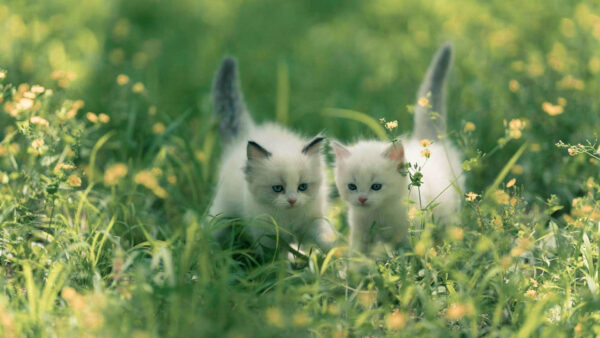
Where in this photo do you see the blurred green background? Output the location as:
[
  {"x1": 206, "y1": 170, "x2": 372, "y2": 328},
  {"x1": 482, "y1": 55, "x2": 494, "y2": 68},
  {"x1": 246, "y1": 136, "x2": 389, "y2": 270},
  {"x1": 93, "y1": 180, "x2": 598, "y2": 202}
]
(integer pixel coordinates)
[{"x1": 3, "y1": 0, "x2": 600, "y2": 206}]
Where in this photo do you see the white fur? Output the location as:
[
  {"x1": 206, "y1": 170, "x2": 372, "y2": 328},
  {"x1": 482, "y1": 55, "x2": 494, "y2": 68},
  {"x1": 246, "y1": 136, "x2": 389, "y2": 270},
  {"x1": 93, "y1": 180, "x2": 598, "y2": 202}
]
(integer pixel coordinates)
[
  {"x1": 333, "y1": 136, "x2": 463, "y2": 254},
  {"x1": 210, "y1": 123, "x2": 335, "y2": 251}
]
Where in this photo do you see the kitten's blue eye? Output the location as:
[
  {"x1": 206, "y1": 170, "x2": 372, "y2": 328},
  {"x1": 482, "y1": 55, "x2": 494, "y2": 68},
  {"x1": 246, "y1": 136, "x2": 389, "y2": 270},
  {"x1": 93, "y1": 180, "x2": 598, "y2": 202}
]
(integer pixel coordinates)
[
  {"x1": 348, "y1": 183, "x2": 357, "y2": 191},
  {"x1": 371, "y1": 183, "x2": 382, "y2": 191},
  {"x1": 272, "y1": 185, "x2": 284, "y2": 193},
  {"x1": 298, "y1": 183, "x2": 308, "y2": 191}
]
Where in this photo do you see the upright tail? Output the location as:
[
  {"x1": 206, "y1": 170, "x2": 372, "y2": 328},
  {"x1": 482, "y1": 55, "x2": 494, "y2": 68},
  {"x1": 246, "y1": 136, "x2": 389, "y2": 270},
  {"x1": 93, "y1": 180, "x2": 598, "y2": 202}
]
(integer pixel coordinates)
[
  {"x1": 413, "y1": 43, "x2": 453, "y2": 140},
  {"x1": 213, "y1": 57, "x2": 253, "y2": 145}
]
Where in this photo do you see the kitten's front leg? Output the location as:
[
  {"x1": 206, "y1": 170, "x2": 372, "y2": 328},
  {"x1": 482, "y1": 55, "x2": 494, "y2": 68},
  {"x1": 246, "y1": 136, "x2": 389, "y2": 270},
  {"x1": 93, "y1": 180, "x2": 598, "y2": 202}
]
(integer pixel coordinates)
[{"x1": 309, "y1": 218, "x2": 337, "y2": 252}]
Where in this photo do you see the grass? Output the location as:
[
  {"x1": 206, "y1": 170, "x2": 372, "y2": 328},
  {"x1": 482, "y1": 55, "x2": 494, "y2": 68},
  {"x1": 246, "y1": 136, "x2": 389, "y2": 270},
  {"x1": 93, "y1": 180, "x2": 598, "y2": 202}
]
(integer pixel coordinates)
[{"x1": 1, "y1": 0, "x2": 600, "y2": 337}]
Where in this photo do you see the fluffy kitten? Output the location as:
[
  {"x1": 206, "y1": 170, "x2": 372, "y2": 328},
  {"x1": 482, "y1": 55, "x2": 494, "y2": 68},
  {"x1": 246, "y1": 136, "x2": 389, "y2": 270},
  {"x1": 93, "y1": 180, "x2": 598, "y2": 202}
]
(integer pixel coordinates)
[
  {"x1": 209, "y1": 57, "x2": 335, "y2": 252},
  {"x1": 333, "y1": 43, "x2": 464, "y2": 254}
]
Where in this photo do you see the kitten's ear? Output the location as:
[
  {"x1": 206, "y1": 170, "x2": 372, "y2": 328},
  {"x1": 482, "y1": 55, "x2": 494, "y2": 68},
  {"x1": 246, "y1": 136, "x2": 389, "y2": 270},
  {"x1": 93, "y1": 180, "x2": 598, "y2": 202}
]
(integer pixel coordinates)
[
  {"x1": 383, "y1": 142, "x2": 405, "y2": 162},
  {"x1": 247, "y1": 141, "x2": 271, "y2": 161},
  {"x1": 302, "y1": 136, "x2": 325, "y2": 156},
  {"x1": 332, "y1": 141, "x2": 351, "y2": 160}
]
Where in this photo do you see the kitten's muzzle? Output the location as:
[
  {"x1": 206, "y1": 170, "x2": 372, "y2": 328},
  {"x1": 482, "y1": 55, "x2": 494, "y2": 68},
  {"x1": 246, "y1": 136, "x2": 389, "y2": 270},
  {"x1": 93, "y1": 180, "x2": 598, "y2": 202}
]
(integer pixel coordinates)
[
  {"x1": 358, "y1": 197, "x2": 368, "y2": 205},
  {"x1": 288, "y1": 198, "x2": 297, "y2": 206}
]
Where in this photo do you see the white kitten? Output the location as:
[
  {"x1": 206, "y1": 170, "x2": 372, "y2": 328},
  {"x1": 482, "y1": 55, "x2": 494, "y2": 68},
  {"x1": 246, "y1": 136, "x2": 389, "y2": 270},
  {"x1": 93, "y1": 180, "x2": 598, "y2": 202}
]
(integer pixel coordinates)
[
  {"x1": 333, "y1": 43, "x2": 464, "y2": 254},
  {"x1": 209, "y1": 58, "x2": 334, "y2": 252}
]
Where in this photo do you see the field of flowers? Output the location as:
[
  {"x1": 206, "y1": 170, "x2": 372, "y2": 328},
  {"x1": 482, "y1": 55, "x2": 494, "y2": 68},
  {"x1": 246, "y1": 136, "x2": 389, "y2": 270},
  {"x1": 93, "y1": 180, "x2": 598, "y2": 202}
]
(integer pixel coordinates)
[{"x1": 1, "y1": 0, "x2": 600, "y2": 336}]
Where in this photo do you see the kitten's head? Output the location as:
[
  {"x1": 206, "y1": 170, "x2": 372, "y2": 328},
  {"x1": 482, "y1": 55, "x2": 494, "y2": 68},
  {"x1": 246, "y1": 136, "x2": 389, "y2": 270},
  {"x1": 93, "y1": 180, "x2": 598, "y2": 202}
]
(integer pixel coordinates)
[
  {"x1": 333, "y1": 140, "x2": 406, "y2": 209},
  {"x1": 244, "y1": 136, "x2": 325, "y2": 210}
]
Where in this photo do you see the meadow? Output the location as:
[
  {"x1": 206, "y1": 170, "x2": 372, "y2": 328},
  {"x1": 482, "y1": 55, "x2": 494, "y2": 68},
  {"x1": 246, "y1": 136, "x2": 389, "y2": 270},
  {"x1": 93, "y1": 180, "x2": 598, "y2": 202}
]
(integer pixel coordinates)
[{"x1": 1, "y1": 0, "x2": 600, "y2": 336}]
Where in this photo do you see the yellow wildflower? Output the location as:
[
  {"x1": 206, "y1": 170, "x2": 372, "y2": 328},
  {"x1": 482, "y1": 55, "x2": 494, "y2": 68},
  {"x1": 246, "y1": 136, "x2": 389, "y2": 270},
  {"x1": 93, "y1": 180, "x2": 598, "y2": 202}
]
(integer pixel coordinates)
[
  {"x1": 31, "y1": 139, "x2": 44, "y2": 149},
  {"x1": 557, "y1": 97, "x2": 567, "y2": 107},
  {"x1": 132, "y1": 82, "x2": 145, "y2": 93},
  {"x1": 419, "y1": 139, "x2": 431, "y2": 147},
  {"x1": 421, "y1": 149, "x2": 431, "y2": 158},
  {"x1": 385, "y1": 120, "x2": 398, "y2": 131},
  {"x1": 98, "y1": 113, "x2": 110, "y2": 123},
  {"x1": 542, "y1": 102, "x2": 563, "y2": 116},
  {"x1": 509, "y1": 80, "x2": 519, "y2": 92},
  {"x1": 449, "y1": 226, "x2": 464, "y2": 240},
  {"x1": 464, "y1": 122, "x2": 476, "y2": 132},
  {"x1": 265, "y1": 307, "x2": 284, "y2": 328},
  {"x1": 116, "y1": 74, "x2": 129, "y2": 85},
  {"x1": 557, "y1": 75, "x2": 584, "y2": 90},
  {"x1": 104, "y1": 163, "x2": 128, "y2": 186},
  {"x1": 524, "y1": 289, "x2": 537, "y2": 299},
  {"x1": 292, "y1": 312, "x2": 310, "y2": 327},
  {"x1": 55, "y1": 163, "x2": 77, "y2": 171},
  {"x1": 506, "y1": 178, "x2": 516, "y2": 188},
  {"x1": 0, "y1": 71, "x2": 5, "y2": 79},
  {"x1": 68, "y1": 175, "x2": 82, "y2": 187},
  {"x1": 446, "y1": 303, "x2": 473, "y2": 320},
  {"x1": 493, "y1": 189, "x2": 510, "y2": 204},
  {"x1": 511, "y1": 164, "x2": 524, "y2": 175},
  {"x1": 31, "y1": 85, "x2": 45, "y2": 94},
  {"x1": 153, "y1": 122, "x2": 166, "y2": 134},
  {"x1": 87, "y1": 112, "x2": 99, "y2": 123},
  {"x1": 418, "y1": 97, "x2": 429, "y2": 107},
  {"x1": 465, "y1": 192, "x2": 479, "y2": 202},
  {"x1": 385, "y1": 309, "x2": 407, "y2": 330},
  {"x1": 29, "y1": 116, "x2": 49, "y2": 126}
]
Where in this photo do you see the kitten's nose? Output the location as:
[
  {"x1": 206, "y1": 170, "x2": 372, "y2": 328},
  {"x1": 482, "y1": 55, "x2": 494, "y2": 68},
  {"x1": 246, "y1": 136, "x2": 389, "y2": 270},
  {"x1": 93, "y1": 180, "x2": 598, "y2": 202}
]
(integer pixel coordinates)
[
  {"x1": 288, "y1": 198, "x2": 297, "y2": 206},
  {"x1": 358, "y1": 197, "x2": 368, "y2": 204}
]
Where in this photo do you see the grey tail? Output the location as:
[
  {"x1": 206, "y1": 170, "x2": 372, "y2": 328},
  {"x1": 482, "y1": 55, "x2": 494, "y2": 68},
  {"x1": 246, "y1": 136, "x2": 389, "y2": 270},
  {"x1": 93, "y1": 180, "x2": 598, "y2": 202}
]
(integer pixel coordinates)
[
  {"x1": 413, "y1": 43, "x2": 453, "y2": 140},
  {"x1": 213, "y1": 57, "x2": 253, "y2": 145}
]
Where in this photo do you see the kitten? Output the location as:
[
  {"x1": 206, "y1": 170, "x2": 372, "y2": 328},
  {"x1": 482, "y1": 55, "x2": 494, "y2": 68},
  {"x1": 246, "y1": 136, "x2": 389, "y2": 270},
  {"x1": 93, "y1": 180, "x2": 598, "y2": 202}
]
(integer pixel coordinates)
[
  {"x1": 333, "y1": 43, "x2": 464, "y2": 254},
  {"x1": 209, "y1": 57, "x2": 335, "y2": 252}
]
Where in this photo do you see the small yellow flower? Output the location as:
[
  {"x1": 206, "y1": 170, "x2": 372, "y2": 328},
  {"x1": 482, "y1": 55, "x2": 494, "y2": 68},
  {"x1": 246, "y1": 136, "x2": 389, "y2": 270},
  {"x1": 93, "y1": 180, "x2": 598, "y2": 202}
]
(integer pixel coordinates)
[
  {"x1": 292, "y1": 312, "x2": 310, "y2": 327},
  {"x1": 385, "y1": 309, "x2": 407, "y2": 330},
  {"x1": 557, "y1": 97, "x2": 567, "y2": 107},
  {"x1": 524, "y1": 289, "x2": 537, "y2": 299},
  {"x1": 31, "y1": 139, "x2": 45, "y2": 149},
  {"x1": 116, "y1": 74, "x2": 130, "y2": 85},
  {"x1": 87, "y1": 112, "x2": 99, "y2": 123},
  {"x1": 153, "y1": 122, "x2": 166, "y2": 134},
  {"x1": 132, "y1": 82, "x2": 145, "y2": 93},
  {"x1": 265, "y1": 307, "x2": 284, "y2": 328},
  {"x1": 104, "y1": 163, "x2": 128, "y2": 186},
  {"x1": 55, "y1": 163, "x2": 77, "y2": 171},
  {"x1": 0, "y1": 71, "x2": 6, "y2": 79},
  {"x1": 464, "y1": 122, "x2": 476, "y2": 132},
  {"x1": 68, "y1": 175, "x2": 82, "y2": 187},
  {"x1": 449, "y1": 226, "x2": 464, "y2": 241},
  {"x1": 557, "y1": 75, "x2": 584, "y2": 90},
  {"x1": 493, "y1": 189, "x2": 510, "y2": 204},
  {"x1": 98, "y1": 113, "x2": 110, "y2": 123},
  {"x1": 511, "y1": 164, "x2": 524, "y2": 175},
  {"x1": 31, "y1": 85, "x2": 45, "y2": 94},
  {"x1": 568, "y1": 147, "x2": 577, "y2": 156},
  {"x1": 446, "y1": 303, "x2": 473, "y2": 320},
  {"x1": 418, "y1": 97, "x2": 429, "y2": 107},
  {"x1": 419, "y1": 139, "x2": 431, "y2": 147},
  {"x1": 542, "y1": 102, "x2": 563, "y2": 116},
  {"x1": 509, "y1": 79, "x2": 520, "y2": 92},
  {"x1": 17, "y1": 98, "x2": 34, "y2": 110},
  {"x1": 29, "y1": 116, "x2": 49, "y2": 126},
  {"x1": 465, "y1": 192, "x2": 479, "y2": 202},
  {"x1": 385, "y1": 120, "x2": 398, "y2": 131},
  {"x1": 506, "y1": 178, "x2": 516, "y2": 188},
  {"x1": 421, "y1": 149, "x2": 431, "y2": 158}
]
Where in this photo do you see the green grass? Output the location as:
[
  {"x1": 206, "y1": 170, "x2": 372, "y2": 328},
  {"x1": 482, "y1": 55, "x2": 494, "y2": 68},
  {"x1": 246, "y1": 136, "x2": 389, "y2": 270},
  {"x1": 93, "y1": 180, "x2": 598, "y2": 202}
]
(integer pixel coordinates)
[{"x1": 1, "y1": 0, "x2": 600, "y2": 336}]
